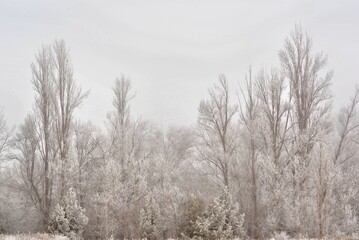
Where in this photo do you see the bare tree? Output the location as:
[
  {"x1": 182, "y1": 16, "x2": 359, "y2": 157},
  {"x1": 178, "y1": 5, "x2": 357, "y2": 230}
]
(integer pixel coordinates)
[
  {"x1": 279, "y1": 25, "x2": 332, "y2": 137},
  {"x1": 333, "y1": 88, "x2": 359, "y2": 165},
  {"x1": 30, "y1": 44, "x2": 56, "y2": 229},
  {"x1": 256, "y1": 69, "x2": 291, "y2": 172},
  {"x1": 196, "y1": 74, "x2": 238, "y2": 189},
  {"x1": 3, "y1": 25, "x2": 359, "y2": 240},
  {"x1": 11, "y1": 40, "x2": 89, "y2": 230},
  {"x1": 239, "y1": 69, "x2": 261, "y2": 238},
  {"x1": 0, "y1": 110, "x2": 13, "y2": 232},
  {"x1": 73, "y1": 121, "x2": 102, "y2": 207},
  {"x1": 108, "y1": 76, "x2": 134, "y2": 169},
  {"x1": 95, "y1": 76, "x2": 151, "y2": 239},
  {"x1": 0, "y1": 109, "x2": 13, "y2": 162},
  {"x1": 52, "y1": 40, "x2": 89, "y2": 199},
  {"x1": 279, "y1": 25, "x2": 332, "y2": 168},
  {"x1": 255, "y1": 68, "x2": 292, "y2": 234},
  {"x1": 279, "y1": 25, "x2": 333, "y2": 233},
  {"x1": 146, "y1": 126, "x2": 196, "y2": 238},
  {"x1": 315, "y1": 88, "x2": 359, "y2": 237},
  {"x1": 10, "y1": 115, "x2": 44, "y2": 228}
]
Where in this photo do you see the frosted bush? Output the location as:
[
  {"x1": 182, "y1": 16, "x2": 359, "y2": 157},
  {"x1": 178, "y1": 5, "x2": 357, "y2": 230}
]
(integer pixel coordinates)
[
  {"x1": 272, "y1": 231, "x2": 290, "y2": 240},
  {"x1": 139, "y1": 194, "x2": 163, "y2": 240},
  {"x1": 193, "y1": 188, "x2": 246, "y2": 240},
  {"x1": 48, "y1": 188, "x2": 88, "y2": 239}
]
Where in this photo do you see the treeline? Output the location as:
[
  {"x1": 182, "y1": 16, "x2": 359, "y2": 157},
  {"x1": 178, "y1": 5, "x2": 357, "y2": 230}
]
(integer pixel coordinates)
[{"x1": 0, "y1": 25, "x2": 358, "y2": 239}]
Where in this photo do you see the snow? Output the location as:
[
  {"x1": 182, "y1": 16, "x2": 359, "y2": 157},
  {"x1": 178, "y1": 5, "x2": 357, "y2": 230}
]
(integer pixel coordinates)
[{"x1": 0, "y1": 234, "x2": 68, "y2": 240}]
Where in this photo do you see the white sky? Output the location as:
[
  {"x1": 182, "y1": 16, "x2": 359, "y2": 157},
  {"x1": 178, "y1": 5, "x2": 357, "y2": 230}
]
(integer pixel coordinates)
[{"x1": 1, "y1": 0, "x2": 359, "y2": 128}]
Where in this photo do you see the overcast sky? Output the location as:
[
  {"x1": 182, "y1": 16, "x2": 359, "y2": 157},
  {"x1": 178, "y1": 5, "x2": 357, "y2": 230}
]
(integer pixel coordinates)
[{"x1": 1, "y1": 0, "x2": 359, "y2": 128}]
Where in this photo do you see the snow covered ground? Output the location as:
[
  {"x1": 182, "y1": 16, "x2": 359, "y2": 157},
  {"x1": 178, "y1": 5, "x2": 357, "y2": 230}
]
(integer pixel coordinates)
[
  {"x1": 1, "y1": 237, "x2": 359, "y2": 240},
  {"x1": 0, "y1": 234, "x2": 68, "y2": 240}
]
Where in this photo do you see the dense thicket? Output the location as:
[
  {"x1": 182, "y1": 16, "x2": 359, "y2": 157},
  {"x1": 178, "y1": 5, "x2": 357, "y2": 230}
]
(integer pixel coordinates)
[{"x1": 0, "y1": 26, "x2": 358, "y2": 239}]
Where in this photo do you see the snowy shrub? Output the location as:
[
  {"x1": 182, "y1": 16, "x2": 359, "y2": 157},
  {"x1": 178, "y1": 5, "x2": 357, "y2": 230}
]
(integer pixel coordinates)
[
  {"x1": 48, "y1": 187, "x2": 88, "y2": 239},
  {"x1": 139, "y1": 194, "x2": 163, "y2": 240},
  {"x1": 193, "y1": 188, "x2": 246, "y2": 240},
  {"x1": 351, "y1": 232, "x2": 359, "y2": 239},
  {"x1": 179, "y1": 196, "x2": 205, "y2": 239},
  {"x1": 272, "y1": 231, "x2": 290, "y2": 240},
  {"x1": 344, "y1": 204, "x2": 358, "y2": 234}
]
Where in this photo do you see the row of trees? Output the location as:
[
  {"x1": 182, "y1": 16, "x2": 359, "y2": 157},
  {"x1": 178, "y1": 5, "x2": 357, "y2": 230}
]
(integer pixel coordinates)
[{"x1": 0, "y1": 26, "x2": 358, "y2": 239}]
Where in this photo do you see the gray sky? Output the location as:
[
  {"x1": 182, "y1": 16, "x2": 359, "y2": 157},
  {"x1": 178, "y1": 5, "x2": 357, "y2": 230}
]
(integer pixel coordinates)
[{"x1": 1, "y1": 0, "x2": 359, "y2": 128}]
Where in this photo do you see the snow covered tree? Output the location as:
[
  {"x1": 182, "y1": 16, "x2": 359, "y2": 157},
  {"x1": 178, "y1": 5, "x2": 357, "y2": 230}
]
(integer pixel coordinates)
[
  {"x1": 196, "y1": 75, "x2": 238, "y2": 189},
  {"x1": 10, "y1": 114, "x2": 44, "y2": 230},
  {"x1": 145, "y1": 126, "x2": 197, "y2": 238},
  {"x1": 91, "y1": 76, "x2": 152, "y2": 239},
  {"x1": 3, "y1": 24, "x2": 359, "y2": 240},
  {"x1": 48, "y1": 187, "x2": 88, "y2": 239},
  {"x1": 179, "y1": 196, "x2": 205, "y2": 239},
  {"x1": 254, "y1": 68, "x2": 292, "y2": 236},
  {"x1": 193, "y1": 188, "x2": 245, "y2": 240},
  {"x1": 238, "y1": 69, "x2": 262, "y2": 238},
  {"x1": 140, "y1": 194, "x2": 163, "y2": 240},
  {"x1": 10, "y1": 40, "x2": 88, "y2": 231},
  {"x1": 30, "y1": 44, "x2": 57, "y2": 230},
  {"x1": 327, "y1": 88, "x2": 359, "y2": 237},
  {"x1": 71, "y1": 121, "x2": 102, "y2": 206},
  {"x1": 279, "y1": 25, "x2": 333, "y2": 235},
  {"x1": 0, "y1": 109, "x2": 12, "y2": 161},
  {"x1": 52, "y1": 40, "x2": 89, "y2": 199}
]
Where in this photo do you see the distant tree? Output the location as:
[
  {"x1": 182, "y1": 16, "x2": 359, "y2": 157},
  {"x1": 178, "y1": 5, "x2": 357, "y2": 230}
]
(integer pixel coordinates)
[
  {"x1": 11, "y1": 115, "x2": 42, "y2": 215},
  {"x1": 0, "y1": 110, "x2": 14, "y2": 232},
  {"x1": 72, "y1": 121, "x2": 102, "y2": 207},
  {"x1": 0, "y1": 109, "x2": 12, "y2": 161},
  {"x1": 148, "y1": 126, "x2": 196, "y2": 238}
]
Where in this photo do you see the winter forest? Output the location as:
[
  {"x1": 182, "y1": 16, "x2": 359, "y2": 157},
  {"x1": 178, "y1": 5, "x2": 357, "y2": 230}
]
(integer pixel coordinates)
[{"x1": 0, "y1": 24, "x2": 358, "y2": 239}]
